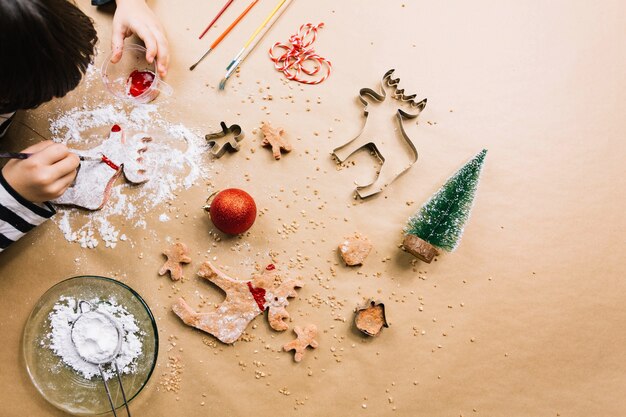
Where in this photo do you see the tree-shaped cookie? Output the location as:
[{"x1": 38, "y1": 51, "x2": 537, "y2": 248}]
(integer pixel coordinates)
[
  {"x1": 354, "y1": 300, "x2": 388, "y2": 336},
  {"x1": 172, "y1": 262, "x2": 302, "y2": 344},
  {"x1": 332, "y1": 69, "x2": 427, "y2": 198},
  {"x1": 283, "y1": 324, "x2": 319, "y2": 362},
  {"x1": 53, "y1": 124, "x2": 152, "y2": 210},
  {"x1": 403, "y1": 149, "x2": 487, "y2": 262},
  {"x1": 159, "y1": 242, "x2": 192, "y2": 281},
  {"x1": 261, "y1": 121, "x2": 291, "y2": 160}
]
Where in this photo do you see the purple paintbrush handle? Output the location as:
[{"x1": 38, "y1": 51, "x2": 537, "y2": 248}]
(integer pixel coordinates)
[
  {"x1": 0, "y1": 152, "x2": 97, "y2": 161},
  {"x1": 0, "y1": 152, "x2": 31, "y2": 159}
]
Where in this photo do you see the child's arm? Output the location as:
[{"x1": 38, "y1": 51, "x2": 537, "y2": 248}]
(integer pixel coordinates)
[
  {"x1": 0, "y1": 141, "x2": 79, "y2": 251},
  {"x1": 109, "y1": 0, "x2": 170, "y2": 77}
]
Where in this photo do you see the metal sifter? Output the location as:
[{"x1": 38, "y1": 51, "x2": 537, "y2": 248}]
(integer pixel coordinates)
[{"x1": 70, "y1": 300, "x2": 131, "y2": 417}]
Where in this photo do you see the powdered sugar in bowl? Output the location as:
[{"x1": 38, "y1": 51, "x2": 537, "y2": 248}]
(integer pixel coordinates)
[
  {"x1": 101, "y1": 44, "x2": 172, "y2": 104},
  {"x1": 23, "y1": 276, "x2": 158, "y2": 416},
  {"x1": 70, "y1": 304, "x2": 122, "y2": 365}
]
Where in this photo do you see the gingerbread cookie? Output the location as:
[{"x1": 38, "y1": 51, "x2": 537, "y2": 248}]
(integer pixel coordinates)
[
  {"x1": 283, "y1": 324, "x2": 319, "y2": 362},
  {"x1": 53, "y1": 124, "x2": 152, "y2": 210},
  {"x1": 338, "y1": 233, "x2": 373, "y2": 266},
  {"x1": 354, "y1": 300, "x2": 388, "y2": 336},
  {"x1": 159, "y1": 242, "x2": 192, "y2": 281},
  {"x1": 260, "y1": 121, "x2": 291, "y2": 160},
  {"x1": 172, "y1": 262, "x2": 302, "y2": 344}
]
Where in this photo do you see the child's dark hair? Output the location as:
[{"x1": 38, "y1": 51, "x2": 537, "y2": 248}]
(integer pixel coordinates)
[{"x1": 0, "y1": 0, "x2": 98, "y2": 113}]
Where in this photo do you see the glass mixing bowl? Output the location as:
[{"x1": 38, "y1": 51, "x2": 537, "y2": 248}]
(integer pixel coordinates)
[{"x1": 23, "y1": 276, "x2": 158, "y2": 416}]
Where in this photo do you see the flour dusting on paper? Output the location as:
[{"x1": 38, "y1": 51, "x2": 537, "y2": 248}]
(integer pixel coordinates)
[{"x1": 49, "y1": 104, "x2": 210, "y2": 248}]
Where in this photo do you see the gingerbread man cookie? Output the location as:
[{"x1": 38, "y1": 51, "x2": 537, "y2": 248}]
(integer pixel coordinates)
[
  {"x1": 172, "y1": 262, "x2": 302, "y2": 344},
  {"x1": 52, "y1": 124, "x2": 152, "y2": 210},
  {"x1": 159, "y1": 242, "x2": 192, "y2": 281},
  {"x1": 283, "y1": 324, "x2": 319, "y2": 362},
  {"x1": 261, "y1": 121, "x2": 291, "y2": 160}
]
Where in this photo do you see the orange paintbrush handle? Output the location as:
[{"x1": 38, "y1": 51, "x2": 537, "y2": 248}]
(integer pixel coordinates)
[{"x1": 210, "y1": 0, "x2": 259, "y2": 49}]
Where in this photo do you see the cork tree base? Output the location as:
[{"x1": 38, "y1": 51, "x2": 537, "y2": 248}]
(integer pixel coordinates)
[{"x1": 402, "y1": 234, "x2": 438, "y2": 263}]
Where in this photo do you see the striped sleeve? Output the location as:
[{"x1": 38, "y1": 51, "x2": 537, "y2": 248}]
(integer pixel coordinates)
[{"x1": 0, "y1": 171, "x2": 55, "y2": 251}]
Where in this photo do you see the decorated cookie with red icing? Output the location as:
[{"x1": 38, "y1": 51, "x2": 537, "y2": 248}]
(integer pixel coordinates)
[
  {"x1": 172, "y1": 261, "x2": 302, "y2": 344},
  {"x1": 53, "y1": 125, "x2": 152, "y2": 210}
]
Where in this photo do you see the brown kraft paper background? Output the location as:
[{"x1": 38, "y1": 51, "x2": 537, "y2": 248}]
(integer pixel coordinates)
[{"x1": 0, "y1": 0, "x2": 625, "y2": 416}]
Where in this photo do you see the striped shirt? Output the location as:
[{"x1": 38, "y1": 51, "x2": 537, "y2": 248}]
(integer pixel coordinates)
[
  {"x1": 0, "y1": 112, "x2": 56, "y2": 251},
  {"x1": 0, "y1": 171, "x2": 56, "y2": 251}
]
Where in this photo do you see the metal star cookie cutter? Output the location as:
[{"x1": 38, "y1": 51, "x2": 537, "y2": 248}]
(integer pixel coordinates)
[
  {"x1": 205, "y1": 121, "x2": 244, "y2": 158},
  {"x1": 332, "y1": 69, "x2": 427, "y2": 198}
]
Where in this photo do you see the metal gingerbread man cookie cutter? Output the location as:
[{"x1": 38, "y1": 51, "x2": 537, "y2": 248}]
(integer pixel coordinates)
[
  {"x1": 205, "y1": 121, "x2": 244, "y2": 158},
  {"x1": 332, "y1": 69, "x2": 427, "y2": 198}
]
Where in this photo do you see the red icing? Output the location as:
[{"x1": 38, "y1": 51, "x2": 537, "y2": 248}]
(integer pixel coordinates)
[
  {"x1": 111, "y1": 124, "x2": 121, "y2": 132},
  {"x1": 127, "y1": 70, "x2": 155, "y2": 97},
  {"x1": 101, "y1": 154, "x2": 120, "y2": 171},
  {"x1": 266, "y1": 264, "x2": 275, "y2": 271},
  {"x1": 247, "y1": 281, "x2": 266, "y2": 312}
]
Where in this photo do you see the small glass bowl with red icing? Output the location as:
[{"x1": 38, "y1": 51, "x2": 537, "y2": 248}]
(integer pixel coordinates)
[{"x1": 101, "y1": 44, "x2": 172, "y2": 104}]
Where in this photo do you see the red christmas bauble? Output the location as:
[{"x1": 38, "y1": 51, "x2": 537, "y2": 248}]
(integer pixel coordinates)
[{"x1": 208, "y1": 189, "x2": 257, "y2": 234}]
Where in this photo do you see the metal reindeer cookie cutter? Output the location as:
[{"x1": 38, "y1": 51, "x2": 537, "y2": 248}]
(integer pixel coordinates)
[
  {"x1": 205, "y1": 121, "x2": 244, "y2": 158},
  {"x1": 332, "y1": 69, "x2": 427, "y2": 198}
]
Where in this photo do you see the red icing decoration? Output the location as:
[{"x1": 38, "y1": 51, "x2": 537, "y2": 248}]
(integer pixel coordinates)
[
  {"x1": 266, "y1": 264, "x2": 275, "y2": 271},
  {"x1": 247, "y1": 281, "x2": 266, "y2": 311},
  {"x1": 101, "y1": 154, "x2": 120, "y2": 171},
  {"x1": 127, "y1": 70, "x2": 155, "y2": 97},
  {"x1": 209, "y1": 188, "x2": 257, "y2": 234},
  {"x1": 111, "y1": 124, "x2": 121, "y2": 133}
]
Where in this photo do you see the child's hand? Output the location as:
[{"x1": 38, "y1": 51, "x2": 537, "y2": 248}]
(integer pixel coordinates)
[
  {"x1": 2, "y1": 141, "x2": 80, "y2": 203},
  {"x1": 110, "y1": 0, "x2": 170, "y2": 77}
]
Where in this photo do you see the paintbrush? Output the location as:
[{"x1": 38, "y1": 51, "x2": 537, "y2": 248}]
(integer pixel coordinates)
[
  {"x1": 199, "y1": 0, "x2": 235, "y2": 39},
  {"x1": 190, "y1": 0, "x2": 260, "y2": 71},
  {"x1": 0, "y1": 152, "x2": 104, "y2": 162},
  {"x1": 219, "y1": 0, "x2": 293, "y2": 90},
  {"x1": 225, "y1": 0, "x2": 289, "y2": 71}
]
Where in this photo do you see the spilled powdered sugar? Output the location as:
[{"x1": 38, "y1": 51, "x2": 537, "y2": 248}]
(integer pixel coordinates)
[
  {"x1": 49, "y1": 103, "x2": 210, "y2": 248},
  {"x1": 43, "y1": 296, "x2": 142, "y2": 380}
]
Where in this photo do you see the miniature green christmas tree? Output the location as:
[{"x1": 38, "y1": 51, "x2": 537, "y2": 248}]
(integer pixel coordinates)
[{"x1": 402, "y1": 149, "x2": 487, "y2": 263}]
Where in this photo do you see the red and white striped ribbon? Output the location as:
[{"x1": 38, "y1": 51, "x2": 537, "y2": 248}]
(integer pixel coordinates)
[{"x1": 269, "y1": 23, "x2": 332, "y2": 85}]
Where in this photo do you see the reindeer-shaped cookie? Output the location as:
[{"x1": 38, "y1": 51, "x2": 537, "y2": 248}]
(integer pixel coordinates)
[
  {"x1": 332, "y1": 69, "x2": 427, "y2": 198},
  {"x1": 172, "y1": 261, "x2": 302, "y2": 344},
  {"x1": 53, "y1": 124, "x2": 152, "y2": 210}
]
